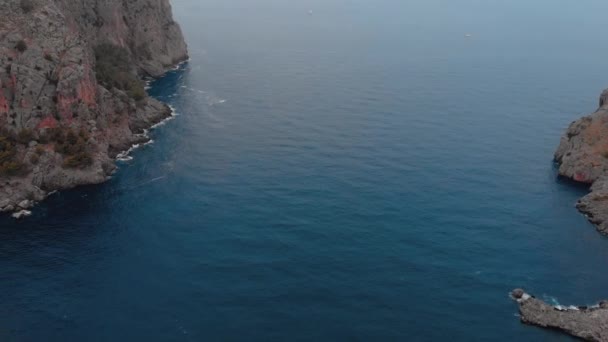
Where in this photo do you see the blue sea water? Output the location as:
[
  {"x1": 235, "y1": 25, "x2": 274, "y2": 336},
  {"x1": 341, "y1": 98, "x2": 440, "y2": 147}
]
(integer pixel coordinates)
[{"x1": 3, "y1": 0, "x2": 608, "y2": 340}]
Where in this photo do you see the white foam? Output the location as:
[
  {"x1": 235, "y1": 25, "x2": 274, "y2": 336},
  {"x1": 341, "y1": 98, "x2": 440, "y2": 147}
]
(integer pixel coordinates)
[
  {"x1": 116, "y1": 61, "x2": 185, "y2": 163},
  {"x1": 12, "y1": 210, "x2": 32, "y2": 219},
  {"x1": 151, "y1": 115, "x2": 174, "y2": 129},
  {"x1": 116, "y1": 155, "x2": 133, "y2": 162},
  {"x1": 172, "y1": 58, "x2": 190, "y2": 71},
  {"x1": 116, "y1": 107, "x2": 177, "y2": 162}
]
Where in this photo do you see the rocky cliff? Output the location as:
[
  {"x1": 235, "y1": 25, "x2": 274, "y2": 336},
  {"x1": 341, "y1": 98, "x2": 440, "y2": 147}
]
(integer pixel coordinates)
[
  {"x1": 0, "y1": 0, "x2": 187, "y2": 215},
  {"x1": 512, "y1": 91, "x2": 608, "y2": 340},
  {"x1": 555, "y1": 89, "x2": 608, "y2": 234}
]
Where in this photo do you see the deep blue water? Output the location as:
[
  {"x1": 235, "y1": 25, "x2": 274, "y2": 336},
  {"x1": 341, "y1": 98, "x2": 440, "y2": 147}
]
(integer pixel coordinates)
[{"x1": 3, "y1": 0, "x2": 608, "y2": 340}]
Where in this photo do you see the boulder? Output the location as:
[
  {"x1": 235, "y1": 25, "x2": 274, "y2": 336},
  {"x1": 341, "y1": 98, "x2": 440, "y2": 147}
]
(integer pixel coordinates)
[{"x1": 18, "y1": 200, "x2": 32, "y2": 209}]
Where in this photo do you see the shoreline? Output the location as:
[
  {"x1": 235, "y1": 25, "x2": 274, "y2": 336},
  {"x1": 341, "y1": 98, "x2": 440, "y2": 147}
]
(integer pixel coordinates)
[
  {"x1": 115, "y1": 104, "x2": 179, "y2": 163},
  {"x1": 511, "y1": 289, "x2": 608, "y2": 341},
  {"x1": 513, "y1": 88, "x2": 608, "y2": 340},
  {"x1": 2, "y1": 60, "x2": 188, "y2": 219}
]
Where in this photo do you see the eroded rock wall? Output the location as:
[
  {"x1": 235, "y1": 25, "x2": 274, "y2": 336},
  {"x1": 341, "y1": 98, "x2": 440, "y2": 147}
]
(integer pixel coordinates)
[{"x1": 0, "y1": 0, "x2": 187, "y2": 212}]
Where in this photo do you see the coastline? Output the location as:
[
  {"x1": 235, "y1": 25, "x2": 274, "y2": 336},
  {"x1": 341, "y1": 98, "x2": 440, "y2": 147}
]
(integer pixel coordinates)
[
  {"x1": 1, "y1": 59, "x2": 188, "y2": 219},
  {"x1": 0, "y1": 0, "x2": 189, "y2": 218},
  {"x1": 511, "y1": 289, "x2": 608, "y2": 341},
  {"x1": 115, "y1": 104, "x2": 179, "y2": 163},
  {"x1": 554, "y1": 89, "x2": 608, "y2": 234},
  {"x1": 512, "y1": 89, "x2": 608, "y2": 340},
  {"x1": 115, "y1": 58, "x2": 191, "y2": 163}
]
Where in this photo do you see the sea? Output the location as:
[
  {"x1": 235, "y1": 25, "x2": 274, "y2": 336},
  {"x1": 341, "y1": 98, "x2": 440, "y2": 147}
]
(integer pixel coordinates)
[{"x1": 2, "y1": 0, "x2": 608, "y2": 340}]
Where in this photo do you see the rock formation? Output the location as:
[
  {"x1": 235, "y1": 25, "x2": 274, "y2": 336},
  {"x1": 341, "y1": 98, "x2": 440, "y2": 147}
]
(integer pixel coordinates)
[
  {"x1": 555, "y1": 89, "x2": 608, "y2": 234},
  {"x1": 513, "y1": 90, "x2": 608, "y2": 340},
  {"x1": 512, "y1": 289, "x2": 608, "y2": 341},
  {"x1": 0, "y1": 0, "x2": 188, "y2": 213}
]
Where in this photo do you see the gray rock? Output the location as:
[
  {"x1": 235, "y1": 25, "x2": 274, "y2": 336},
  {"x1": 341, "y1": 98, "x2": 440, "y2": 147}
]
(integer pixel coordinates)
[
  {"x1": 17, "y1": 200, "x2": 31, "y2": 209},
  {"x1": 512, "y1": 290, "x2": 608, "y2": 341},
  {"x1": 511, "y1": 288, "x2": 525, "y2": 300},
  {"x1": 554, "y1": 90, "x2": 608, "y2": 234}
]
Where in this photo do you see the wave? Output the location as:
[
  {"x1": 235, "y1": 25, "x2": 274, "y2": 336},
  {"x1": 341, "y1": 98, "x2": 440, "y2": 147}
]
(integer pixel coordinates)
[
  {"x1": 172, "y1": 58, "x2": 191, "y2": 71},
  {"x1": 116, "y1": 107, "x2": 177, "y2": 162}
]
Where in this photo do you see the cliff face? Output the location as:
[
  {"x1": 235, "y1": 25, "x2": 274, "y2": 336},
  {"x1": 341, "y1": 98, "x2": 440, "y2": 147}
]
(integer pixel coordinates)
[
  {"x1": 0, "y1": 0, "x2": 187, "y2": 214},
  {"x1": 515, "y1": 92, "x2": 608, "y2": 339},
  {"x1": 555, "y1": 90, "x2": 608, "y2": 234}
]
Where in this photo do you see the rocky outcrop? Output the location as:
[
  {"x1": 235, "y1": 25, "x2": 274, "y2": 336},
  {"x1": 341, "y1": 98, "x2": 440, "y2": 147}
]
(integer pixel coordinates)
[
  {"x1": 0, "y1": 0, "x2": 187, "y2": 214},
  {"x1": 511, "y1": 289, "x2": 608, "y2": 341},
  {"x1": 555, "y1": 89, "x2": 608, "y2": 233},
  {"x1": 513, "y1": 91, "x2": 608, "y2": 339}
]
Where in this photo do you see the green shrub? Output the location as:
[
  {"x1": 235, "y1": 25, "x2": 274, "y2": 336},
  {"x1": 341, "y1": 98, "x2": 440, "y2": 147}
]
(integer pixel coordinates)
[
  {"x1": 0, "y1": 136, "x2": 17, "y2": 164},
  {"x1": 35, "y1": 145, "x2": 45, "y2": 155},
  {"x1": 128, "y1": 82, "x2": 146, "y2": 101},
  {"x1": 20, "y1": 0, "x2": 34, "y2": 13},
  {"x1": 63, "y1": 151, "x2": 92, "y2": 169},
  {"x1": 50, "y1": 128, "x2": 93, "y2": 169},
  {"x1": 15, "y1": 40, "x2": 27, "y2": 53},
  {"x1": 16, "y1": 128, "x2": 34, "y2": 144},
  {"x1": 29, "y1": 153, "x2": 39, "y2": 164},
  {"x1": 0, "y1": 160, "x2": 25, "y2": 176},
  {"x1": 94, "y1": 44, "x2": 145, "y2": 101},
  {"x1": 0, "y1": 136, "x2": 25, "y2": 177}
]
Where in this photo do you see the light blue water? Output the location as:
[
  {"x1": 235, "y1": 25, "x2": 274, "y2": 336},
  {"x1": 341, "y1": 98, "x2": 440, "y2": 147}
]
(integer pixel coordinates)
[{"x1": 2, "y1": 0, "x2": 608, "y2": 340}]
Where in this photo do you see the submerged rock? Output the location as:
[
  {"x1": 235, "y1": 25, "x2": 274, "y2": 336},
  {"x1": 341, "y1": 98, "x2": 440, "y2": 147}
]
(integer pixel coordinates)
[{"x1": 511, "y1": 289, "x2": 608, "y2": 341}]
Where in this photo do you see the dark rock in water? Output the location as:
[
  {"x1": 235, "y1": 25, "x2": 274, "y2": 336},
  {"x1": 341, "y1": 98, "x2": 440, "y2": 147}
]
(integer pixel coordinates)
[
  {"x1": 511, "y1": 288, "x2": 525, "y2": 300},
  {"x1": 512, "y1": 289, "x2": 608, "y2": 341},
  {"x1": 0, "y1": 0, "x2": 188, "y2": 214}
]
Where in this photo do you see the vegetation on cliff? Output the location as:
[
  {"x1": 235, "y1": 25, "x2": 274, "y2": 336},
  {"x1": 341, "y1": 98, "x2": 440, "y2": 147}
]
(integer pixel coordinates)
[
  {"x1": 20, "y1": 0, "x2": 35, "y2": 13},
  {"x1": 49, "y1": 128, "x2": 93, "y2": 169},
  {"x1": 0, "y1": 135, "x2": 25, "y2": 177},
  {"x1": 0, "y1": 127, "x2": 93, "y2": 175},
  {"x1": 0, "y1": 0, "x2": 188, "y2": 212},
  {"x1": 94, "y1": 44, "x2": 146, "y2": 101}
]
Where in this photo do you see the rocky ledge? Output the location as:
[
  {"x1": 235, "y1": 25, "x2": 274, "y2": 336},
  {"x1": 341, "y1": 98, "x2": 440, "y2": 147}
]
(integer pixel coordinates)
[
  {"x1": 0, "y1": 0, "x2": 187, "y2": 215},
  {"x1": 511, "y1": 289, "x2": 608, "y2": 341}
]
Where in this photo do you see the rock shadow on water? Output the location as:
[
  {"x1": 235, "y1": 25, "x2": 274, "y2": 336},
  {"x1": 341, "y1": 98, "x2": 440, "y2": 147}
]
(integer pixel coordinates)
[
  {"x1": 147, "y1": 62, "x2": 191, "y2": 101},
  {"x1": 553, "y1": 163, "x2": 590, "y2": 194}
]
